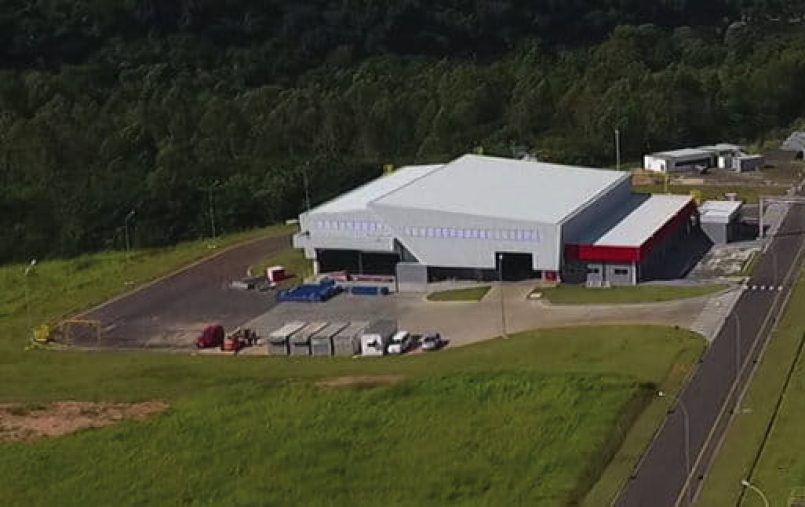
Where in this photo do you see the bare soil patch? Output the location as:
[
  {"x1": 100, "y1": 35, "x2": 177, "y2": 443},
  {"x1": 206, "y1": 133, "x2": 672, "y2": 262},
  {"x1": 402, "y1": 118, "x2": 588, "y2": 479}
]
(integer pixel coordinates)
[
  {"x1": 317, "y1": 374, "x2": 406, "y2": 389},
  {"x1": 0, "y1": 401, "x2": 168, "y2": 442}
]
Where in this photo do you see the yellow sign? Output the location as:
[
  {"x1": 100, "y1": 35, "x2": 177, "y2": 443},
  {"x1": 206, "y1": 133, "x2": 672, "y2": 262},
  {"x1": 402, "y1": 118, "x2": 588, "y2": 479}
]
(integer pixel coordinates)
[
  {"x1": 383, "y1": 164, "x2": 395, "y2": 175},
  {"x1": 33, "y1": 324, "x2": 51, "y2": 343}
]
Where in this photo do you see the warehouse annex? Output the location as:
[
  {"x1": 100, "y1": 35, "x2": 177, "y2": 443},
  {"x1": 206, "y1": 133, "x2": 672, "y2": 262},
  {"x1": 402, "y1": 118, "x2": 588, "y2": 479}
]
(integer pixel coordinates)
[{"x1": 293, "y1": 155, "x2": 699, "y2": 290}]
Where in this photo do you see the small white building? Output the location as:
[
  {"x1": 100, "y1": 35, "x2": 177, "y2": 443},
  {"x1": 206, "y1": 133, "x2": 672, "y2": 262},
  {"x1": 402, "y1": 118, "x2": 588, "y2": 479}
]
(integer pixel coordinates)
[
  {"x1": 699, "y1": 200, "x2": 743, "y2": 244},
  {"x1": 643, "y1": 148, "x2": 716, "y2": 173},
  {"x1": 645, "y1": 144, "x2": 762, "y2": 173}
]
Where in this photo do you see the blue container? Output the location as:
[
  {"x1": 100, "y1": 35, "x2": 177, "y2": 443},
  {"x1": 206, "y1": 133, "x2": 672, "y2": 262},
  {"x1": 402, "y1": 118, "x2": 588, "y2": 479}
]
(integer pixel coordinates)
[{"x1": 350, "y1": 285, "x2": 390, "y2": 296}]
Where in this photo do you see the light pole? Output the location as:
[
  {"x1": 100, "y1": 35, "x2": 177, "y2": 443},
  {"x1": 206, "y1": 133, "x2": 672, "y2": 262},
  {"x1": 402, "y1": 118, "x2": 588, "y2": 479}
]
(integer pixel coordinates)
[
  {"x1": 658, "y1": 391, "x2": 691, "y2": 505},
  {"x1": 302, "y1": 162, "x2": 312, "y2": 213},
  {"x1": 614, "y1": 128, "x2": 621, "y2": 171},
  {"x1": 24, "y1": 259, "x2": 37, "y2": 341},
  {"x1": 124, "y1": 210, "x2": 136, "y2": 256},
  {"x1": 733, "y1": 312, "x2": 742, "y2": 380},
  {"x1": 498, "y1": 254, "x2": 508, "y2": 339},
  {"x1": 208, "y1": 181, "x2": 220, "y2": 248},
  {"x1": 740, "y1": 479, "x2": 770, "y2": 507}
]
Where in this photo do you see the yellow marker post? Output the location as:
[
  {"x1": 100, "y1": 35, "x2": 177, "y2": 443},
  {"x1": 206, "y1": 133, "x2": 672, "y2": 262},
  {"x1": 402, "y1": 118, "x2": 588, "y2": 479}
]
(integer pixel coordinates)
[{"x1": 383, "y1": 164, "x2": 395, "y2": 175}]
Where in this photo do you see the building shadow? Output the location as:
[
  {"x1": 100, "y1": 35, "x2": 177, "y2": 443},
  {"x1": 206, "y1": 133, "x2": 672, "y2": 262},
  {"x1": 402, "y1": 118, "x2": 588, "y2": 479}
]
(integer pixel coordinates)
[{"x1": 649, "y1": 228, "x2": 714, "y2": 281}]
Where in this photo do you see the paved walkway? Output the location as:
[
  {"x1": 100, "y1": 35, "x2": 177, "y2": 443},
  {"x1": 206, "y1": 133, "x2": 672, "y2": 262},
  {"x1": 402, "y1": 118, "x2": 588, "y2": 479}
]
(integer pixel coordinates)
[{"x1": 690, "y1": 287, "x2": 744, "y2": 342}]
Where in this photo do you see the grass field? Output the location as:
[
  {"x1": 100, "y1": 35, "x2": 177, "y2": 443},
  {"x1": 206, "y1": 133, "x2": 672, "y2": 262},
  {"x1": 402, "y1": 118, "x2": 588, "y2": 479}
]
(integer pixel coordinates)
[
  {"x1": 0, "y1": 230, "x2": 704, "y2": 506},
  {"x1": 427, "y1": 286, "x2": 491, "y2": 302},
  {"x1": 633, "y1": 184, "x2": 786, "y2": 203},
  {"x1": 536, "y1": 284, "x2": 728, "y2": 305},
  {"x1": 0, "y1": 327, "x2": 703, "y2": 507},
  {"x1": 698, "y1": 270, "x2": 805, "y2": 506}
]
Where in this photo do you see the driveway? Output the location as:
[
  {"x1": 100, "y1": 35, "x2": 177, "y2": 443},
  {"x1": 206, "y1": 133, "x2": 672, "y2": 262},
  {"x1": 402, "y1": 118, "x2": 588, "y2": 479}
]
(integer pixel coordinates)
[{"x1": 74, "y1": 234, "x2": 292, "y2": 348}]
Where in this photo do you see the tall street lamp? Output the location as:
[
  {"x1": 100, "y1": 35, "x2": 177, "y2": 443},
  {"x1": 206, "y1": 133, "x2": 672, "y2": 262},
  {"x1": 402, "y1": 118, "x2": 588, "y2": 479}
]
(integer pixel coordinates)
[
  {"x1": 24, "y1": 258, "x2": 37, "y2": 341},
  {"x1": 124, "y1": 210, "x2": 136, "y2": 256},
  {"x1": 498, "y1": 253, "x2": 508, "y2": 339},
  {"x1": 733, "y1": 312, "x2": 742, "y2": 380},
  {"x1": 658, "y1": 390, "x2": 691, "y2": 505},
  {"x1": 614, "y1": 128, "x2": 621, "y2": 171},
  {"x1": 208, "y1": 181, "x2": 220, "y2": 248},
  {"x1": 741, "y1": 479, "x2": 770, "y2": 507}
]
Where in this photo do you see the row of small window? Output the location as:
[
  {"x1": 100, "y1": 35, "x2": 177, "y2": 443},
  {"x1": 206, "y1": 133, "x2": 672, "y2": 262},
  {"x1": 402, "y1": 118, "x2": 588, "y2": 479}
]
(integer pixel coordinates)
[
  {"x1": 587, "y1": 267, "x2": 629, "y2": 275},
  {"x1": 314, "y1": 220, "x2": 387, "y2": 234},
  {"x1": 403, "y1": 226, "x2": 541, "y2": 242}
]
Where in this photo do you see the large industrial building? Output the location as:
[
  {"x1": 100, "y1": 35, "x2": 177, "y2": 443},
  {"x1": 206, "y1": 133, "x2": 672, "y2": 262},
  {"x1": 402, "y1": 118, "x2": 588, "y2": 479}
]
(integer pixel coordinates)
[{"x1": 293, "y1": 155, "x2": 699, "y2": 290}]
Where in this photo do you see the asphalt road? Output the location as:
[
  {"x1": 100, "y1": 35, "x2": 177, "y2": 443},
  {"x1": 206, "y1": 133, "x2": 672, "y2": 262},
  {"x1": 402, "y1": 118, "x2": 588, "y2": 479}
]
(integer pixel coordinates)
[
  {"x1": 617, "y1": 198, "x2": 805, "y2": 507},
  {"x1": 74, "y1": 234, "x2": 292, "y2": 349}
]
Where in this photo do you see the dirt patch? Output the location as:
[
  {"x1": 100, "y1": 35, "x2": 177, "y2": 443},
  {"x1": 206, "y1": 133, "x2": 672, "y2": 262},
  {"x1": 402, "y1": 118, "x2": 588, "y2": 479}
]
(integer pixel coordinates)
[
  {"x1": 0, "y1": 401, "x2": 169, "y2": 442},
  {"x1": 317, "y1": 374, "x2": 406, "y2": 389}
]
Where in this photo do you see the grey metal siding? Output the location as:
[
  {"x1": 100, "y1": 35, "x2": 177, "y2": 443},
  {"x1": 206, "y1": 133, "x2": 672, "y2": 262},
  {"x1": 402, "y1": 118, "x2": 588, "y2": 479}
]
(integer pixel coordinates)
[
  {"x1": 370, "y1": 204, "x2": 562, "y2": 271},
  {"x1": 561, "y1": 177, "x2": 632, "y2": 244}
]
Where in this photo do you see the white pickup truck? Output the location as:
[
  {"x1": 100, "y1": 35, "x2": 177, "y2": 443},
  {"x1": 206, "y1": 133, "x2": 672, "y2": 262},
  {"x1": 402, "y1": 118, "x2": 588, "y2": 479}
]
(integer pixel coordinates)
[{"x1": 386, "y1": 330, "x2": 412, "y2": 355}]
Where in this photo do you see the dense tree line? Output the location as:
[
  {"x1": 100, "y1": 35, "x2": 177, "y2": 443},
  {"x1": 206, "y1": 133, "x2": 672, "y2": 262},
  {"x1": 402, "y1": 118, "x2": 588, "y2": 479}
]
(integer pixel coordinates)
[{"x1": 2, "y1": 1, "x2": 805, "y2": 262}]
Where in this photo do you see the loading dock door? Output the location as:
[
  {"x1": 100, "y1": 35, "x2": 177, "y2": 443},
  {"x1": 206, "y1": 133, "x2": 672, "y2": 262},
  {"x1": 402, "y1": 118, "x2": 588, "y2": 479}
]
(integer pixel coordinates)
[{"x1": 496, "y1": 252, "x2": 535, "y2": 281}]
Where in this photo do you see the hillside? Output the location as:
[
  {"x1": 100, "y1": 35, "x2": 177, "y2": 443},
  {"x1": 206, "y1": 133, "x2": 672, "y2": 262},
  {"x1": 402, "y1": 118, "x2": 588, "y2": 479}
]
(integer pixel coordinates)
[{"x1": 2, "y1": 1, "x2": 805, "y2": 261}]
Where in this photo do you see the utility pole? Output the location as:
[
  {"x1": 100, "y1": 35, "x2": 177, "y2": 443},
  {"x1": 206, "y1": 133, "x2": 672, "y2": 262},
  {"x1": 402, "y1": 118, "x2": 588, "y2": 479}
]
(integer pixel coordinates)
[
  {"x1": 24, "y1": 259, "x2": 37, "y2": 341},
  {"x1": 302, "y1": 162, "x2": 312, "y2": 213},
  {"x1": 614, "y1": 128, "x2": 621, "y2": 171},
  {"x1": 208, "y1": 181, "x2": 220, "y2": 247},
  {"x1": 658, "y1": 391, "x2": 691, "y2": 506},
  {"x1": 124, "y1": 210, "x2": 136, "y2": 256},
  {"x1": 498, "y1": 254, "x2": 508, "y2": 339}
]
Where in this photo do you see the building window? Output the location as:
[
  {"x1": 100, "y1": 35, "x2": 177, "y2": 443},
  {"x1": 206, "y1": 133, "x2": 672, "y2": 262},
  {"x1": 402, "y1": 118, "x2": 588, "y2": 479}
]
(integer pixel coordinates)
[
  {"x1": 587, "y1": 267, "x2": 600, "y2": 274},
  {"x1": 614, "y1": 269, "x2": 629, "y2": 276}
]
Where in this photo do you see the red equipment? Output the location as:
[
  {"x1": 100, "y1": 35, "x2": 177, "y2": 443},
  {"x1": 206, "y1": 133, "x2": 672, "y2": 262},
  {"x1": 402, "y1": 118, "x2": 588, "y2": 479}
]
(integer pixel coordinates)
[{"x1": 196, "y1": 325, "x2": 225, "y2": 349}]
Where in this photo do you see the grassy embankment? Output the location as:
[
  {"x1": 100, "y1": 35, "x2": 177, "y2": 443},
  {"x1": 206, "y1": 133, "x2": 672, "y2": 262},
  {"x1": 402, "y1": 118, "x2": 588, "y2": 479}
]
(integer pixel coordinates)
[
  {"x1": 537, "y1": 284, "x2": 728, "y2": 305},
  {"x1": 0, "y1": 227, "x2": 704, "y2": 506},
  {"x1": 427, "y1": 286, "x2": 491, "y2": 302},
  {"x1": 698, "y1": 270, "x2": 805, "y2": 506},
  {"x1": 633, "y1": 184, "x2": 786, "y2": 204}
]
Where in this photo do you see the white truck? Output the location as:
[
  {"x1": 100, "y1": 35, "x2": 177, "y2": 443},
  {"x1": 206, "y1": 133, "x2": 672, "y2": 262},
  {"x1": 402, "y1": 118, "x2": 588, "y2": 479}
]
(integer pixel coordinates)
[{"x1": 386, "y1": 330, "x2": 412, "y2": 355}]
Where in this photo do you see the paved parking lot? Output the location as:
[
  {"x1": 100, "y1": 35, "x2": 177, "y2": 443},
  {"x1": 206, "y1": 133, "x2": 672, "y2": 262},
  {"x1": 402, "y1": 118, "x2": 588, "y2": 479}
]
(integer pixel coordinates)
[{"x1": 244, "y1": 282, "x2": 723, "y2": 349}]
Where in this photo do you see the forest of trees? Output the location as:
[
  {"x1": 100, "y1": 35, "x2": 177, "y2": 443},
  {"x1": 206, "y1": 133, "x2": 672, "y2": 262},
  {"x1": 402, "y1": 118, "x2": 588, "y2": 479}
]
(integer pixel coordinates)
[{"x1": 2, "y1": 0, "x2": 805, "y2": 262}]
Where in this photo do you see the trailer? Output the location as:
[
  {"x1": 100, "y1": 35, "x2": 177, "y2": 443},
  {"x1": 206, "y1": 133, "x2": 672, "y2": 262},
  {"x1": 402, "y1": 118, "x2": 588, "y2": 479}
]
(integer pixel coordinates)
[
  {"x1": 311, "y1": 322, "x2": 349, "y2": 357},
  {"x1": 289, "y1": 322, "x2": 328, "y2": 356},
  {"x1": 333, "y1": 321, "x2": 369, "y2": 357},
  {"x1": 360, "y1": 320, "x2": 398, "y2": 357},
  {"x1": 267, "y1": 321, "x2": 306, "y2": 356}
]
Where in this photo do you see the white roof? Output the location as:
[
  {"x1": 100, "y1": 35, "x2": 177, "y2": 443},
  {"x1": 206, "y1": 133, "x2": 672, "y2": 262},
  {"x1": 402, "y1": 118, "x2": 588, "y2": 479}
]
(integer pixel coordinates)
[
  {"x1": 312, "y1": 164, "x2": 443, "y2": 214},
  {"x1": 269, "y1": 321, "x2": 306, "y2": 338},
  {"x1": 781, "y1": 132, "x2": 805, "y2": 152},
  {"x1": 699, "y1": 200, "x2": 742, "y2": 223},
  {"x1": 650, "y1": 148, "x2": 714, "y2": 159},
  {"x1": 371, "y1": 155, "x2": 629, "y2": 224},
  {"x1": 592, "y1": 195, "x2": 693, "y2": 247},
  {"x1": 698, "y1": 143, "x2": 742, "y2": 152}
]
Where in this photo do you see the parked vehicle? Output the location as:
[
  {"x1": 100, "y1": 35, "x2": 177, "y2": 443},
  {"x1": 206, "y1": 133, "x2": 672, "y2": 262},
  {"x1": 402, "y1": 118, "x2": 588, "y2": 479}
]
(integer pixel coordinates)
[
  {"x1": 196, "y1": 324, "x2": 225, "y2": 349},
  {"x1": 222, "y1": 328, "x2": 258, "y2": 352},
  {"x1": 360, "y1": 320, "x2": 397, "y2": 356},
  {"x1": 421, "y1": 333, "x2": 444, "y2": 351},
  {"x1": 387, "y1": 331, "x2": 412, "y2": 355}
]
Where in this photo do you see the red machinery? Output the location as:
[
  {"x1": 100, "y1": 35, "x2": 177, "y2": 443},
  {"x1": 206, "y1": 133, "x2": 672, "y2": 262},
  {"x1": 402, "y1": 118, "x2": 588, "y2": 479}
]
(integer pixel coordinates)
[{"x1": 196, "y1": 325, "x2": 225, "y2": 349}]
